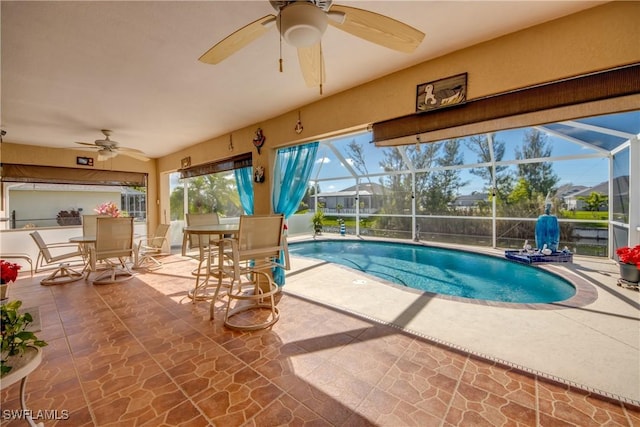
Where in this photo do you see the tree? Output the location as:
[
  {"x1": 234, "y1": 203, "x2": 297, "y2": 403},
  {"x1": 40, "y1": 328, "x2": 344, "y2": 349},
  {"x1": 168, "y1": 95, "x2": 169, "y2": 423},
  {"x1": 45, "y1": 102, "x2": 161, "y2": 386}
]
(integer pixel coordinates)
[
  {"x1": 514, "y1": 129, "x2": 559, "y2": 198},
  {"x1": 427, "y1": 138, "x2": 468, "y2": 212},
  {"x1": 169, "y1": 172, "x2": 242, "y2": 220},
  {"x1": 378, "y1": 139, "x2": 467, "y2": 225},
  {"x1": 345, "y1": 139, "x2": 370, "y2": 177},
  {"x1": 466, "y1": 133, "x2": 513, "y2": 203},
  {"x1": 377, "y1": 147, "x2": 412, "y2": 229},
  {"x1": 169, "y1": 184, "x2": 185, "y2": 220},
  {"x1": 578, "y1": 192, "x2": 608, "y2": 211}
]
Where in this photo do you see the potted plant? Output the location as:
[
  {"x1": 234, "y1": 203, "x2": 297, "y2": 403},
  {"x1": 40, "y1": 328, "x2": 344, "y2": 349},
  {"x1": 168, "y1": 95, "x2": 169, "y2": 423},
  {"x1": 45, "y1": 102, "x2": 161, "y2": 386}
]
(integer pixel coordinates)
[
  {"x1": 1, "y1": 300, "x2": 48, "y2": 375},
  {"x1": 615, "y1": 244, "x2": 640, "y2": 283},
  {"x1": 311, "y1": 210, "x2": 324, "y2": 236},
  {"x1": 94, "y1": 201, "x2": 123, "y2": 217},
  {"x1": 1, "y1": 260, "x2": 21, "y2": 304}
]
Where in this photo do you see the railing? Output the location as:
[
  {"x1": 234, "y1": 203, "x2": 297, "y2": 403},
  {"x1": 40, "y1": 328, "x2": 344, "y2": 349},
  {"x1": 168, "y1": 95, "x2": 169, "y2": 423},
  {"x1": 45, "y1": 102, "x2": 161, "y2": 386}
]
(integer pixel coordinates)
[{"x1": 8, "y1": 210, "x2": 146, "y2": 230}]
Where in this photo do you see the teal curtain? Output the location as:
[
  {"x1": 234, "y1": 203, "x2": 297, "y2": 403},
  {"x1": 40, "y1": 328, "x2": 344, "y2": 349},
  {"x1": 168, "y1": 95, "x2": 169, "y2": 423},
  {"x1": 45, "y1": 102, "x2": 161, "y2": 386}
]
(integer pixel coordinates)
[
  {"x1": 234, "y1": 167, "x2": 254, "y2": 215},
  {"x1": 272, "y1": 141, "x2": 319, "y2": 285}
]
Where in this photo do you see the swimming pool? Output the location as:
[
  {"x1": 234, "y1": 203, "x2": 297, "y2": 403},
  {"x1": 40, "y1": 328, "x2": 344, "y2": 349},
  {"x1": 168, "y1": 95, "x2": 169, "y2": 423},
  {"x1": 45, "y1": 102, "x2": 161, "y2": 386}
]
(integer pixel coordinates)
[{"x1": 288, "y1": 240, "x2": 576, "y2": 304}]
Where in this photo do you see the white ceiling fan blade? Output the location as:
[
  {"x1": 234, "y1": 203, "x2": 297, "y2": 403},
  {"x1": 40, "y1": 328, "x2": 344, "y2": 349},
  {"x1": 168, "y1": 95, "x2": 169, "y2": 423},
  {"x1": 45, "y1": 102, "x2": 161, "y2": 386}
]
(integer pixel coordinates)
[
  {"x1": 118, "y1": 146, "x2": 145, "y2": 155},
  {"x1": 75, "y1": 141, "x2": 99, "y2": 147},
  {"x1": 327, "y1": 5, "x2": 424, "y2": 53},
  {"x1": 118, "y1": 148, "x2": 151, "y2": 161},
  {"x1": 199, "y1": 15, "x2": 277, "y2": 64},
  {"x1": 297, "y1": 43, "x2": 325, "y2": 89}
]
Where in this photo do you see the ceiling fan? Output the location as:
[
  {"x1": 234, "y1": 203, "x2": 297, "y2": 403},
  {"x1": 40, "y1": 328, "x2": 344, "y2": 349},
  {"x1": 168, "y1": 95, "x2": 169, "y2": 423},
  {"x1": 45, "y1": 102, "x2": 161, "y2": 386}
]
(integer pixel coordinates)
[
  {"x1": 199, "y1": 0, "x2": 425, "y2": 93},
  {"x1": 75, "y1": 130, "x2": 150, "y2": 162}
]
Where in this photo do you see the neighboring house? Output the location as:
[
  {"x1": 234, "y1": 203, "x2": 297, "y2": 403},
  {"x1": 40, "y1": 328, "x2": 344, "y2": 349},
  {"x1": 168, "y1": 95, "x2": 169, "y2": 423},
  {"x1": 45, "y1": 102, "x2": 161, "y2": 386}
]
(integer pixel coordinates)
[
  {"x1": 311, "y1": 182, "x2": 385, "y2": 215},
  {"x1": 561, "y1": 177, "x2": 630, "y2": 212},
  {"x1": 556, "y1": 184, "x2": 589, "y2": 210},
  {"x1": 450, "y1": 192, "x2": 489, "y2": 211},
  {"x1": 4, "y1": 183, "x2": 145, "y2": 229},
  {"x1": 562, "y1": 182, "x2": 610, "y2": 211}
]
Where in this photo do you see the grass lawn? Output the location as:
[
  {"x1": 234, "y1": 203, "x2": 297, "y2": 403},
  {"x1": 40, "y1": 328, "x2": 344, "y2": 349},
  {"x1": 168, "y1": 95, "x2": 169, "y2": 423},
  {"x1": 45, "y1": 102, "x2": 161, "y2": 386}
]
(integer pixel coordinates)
[{"x1": 561, "y1": 210, "x2": 608, "y2": 221}]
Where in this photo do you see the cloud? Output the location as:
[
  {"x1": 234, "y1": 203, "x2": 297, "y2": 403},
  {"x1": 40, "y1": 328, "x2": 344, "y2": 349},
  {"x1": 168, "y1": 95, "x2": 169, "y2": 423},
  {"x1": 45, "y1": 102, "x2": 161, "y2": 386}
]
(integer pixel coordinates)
[{"x1": 315, "y1": 157, "x2": 331, "y2": 164}]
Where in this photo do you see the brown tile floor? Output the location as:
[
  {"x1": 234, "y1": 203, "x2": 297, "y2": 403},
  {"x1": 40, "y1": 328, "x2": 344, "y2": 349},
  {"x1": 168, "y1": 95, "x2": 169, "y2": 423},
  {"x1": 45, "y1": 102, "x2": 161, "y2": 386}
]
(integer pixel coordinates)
[{"x1": 1, "y1": 255, "x2": 639, "y2": 426}]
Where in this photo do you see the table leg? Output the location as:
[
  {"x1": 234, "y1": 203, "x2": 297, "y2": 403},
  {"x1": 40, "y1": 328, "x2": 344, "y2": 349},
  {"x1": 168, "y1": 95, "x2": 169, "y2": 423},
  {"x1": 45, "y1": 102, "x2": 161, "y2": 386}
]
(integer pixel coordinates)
[
  {"x1": 19, "y1": 376, "x2": 43, "y2": 427},
  {"x1": 188, "y1": 241, "x2": 214, "y2": 302}
]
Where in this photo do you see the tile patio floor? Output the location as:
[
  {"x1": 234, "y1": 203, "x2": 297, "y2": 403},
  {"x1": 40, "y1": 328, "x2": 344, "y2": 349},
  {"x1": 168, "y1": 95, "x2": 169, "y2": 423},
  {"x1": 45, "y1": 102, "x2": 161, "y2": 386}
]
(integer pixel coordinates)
[{"x1": 1, "y1": 248, "x2": 639, "y2": 426}]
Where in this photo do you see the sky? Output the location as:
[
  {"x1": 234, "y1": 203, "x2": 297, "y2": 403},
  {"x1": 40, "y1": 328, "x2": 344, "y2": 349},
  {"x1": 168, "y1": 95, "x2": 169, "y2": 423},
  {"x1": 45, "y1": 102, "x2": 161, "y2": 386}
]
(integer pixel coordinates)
[{"x1": 311, "y1": 127, "x2": 614, "y2": 195}]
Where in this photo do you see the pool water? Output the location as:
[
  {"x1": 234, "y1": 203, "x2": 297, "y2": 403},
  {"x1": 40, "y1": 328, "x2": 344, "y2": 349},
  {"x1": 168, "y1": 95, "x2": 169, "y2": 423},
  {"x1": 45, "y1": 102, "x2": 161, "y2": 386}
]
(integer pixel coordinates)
[{"x1": 288, "y1": 240, "x2": 576, "y2": 304}]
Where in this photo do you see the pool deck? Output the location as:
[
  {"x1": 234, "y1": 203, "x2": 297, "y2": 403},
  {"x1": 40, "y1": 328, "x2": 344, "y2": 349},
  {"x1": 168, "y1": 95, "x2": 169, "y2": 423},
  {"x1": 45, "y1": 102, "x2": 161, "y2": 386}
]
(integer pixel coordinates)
[{"x1": 284, "y1": 235, "x2": 640, "y2": 405}]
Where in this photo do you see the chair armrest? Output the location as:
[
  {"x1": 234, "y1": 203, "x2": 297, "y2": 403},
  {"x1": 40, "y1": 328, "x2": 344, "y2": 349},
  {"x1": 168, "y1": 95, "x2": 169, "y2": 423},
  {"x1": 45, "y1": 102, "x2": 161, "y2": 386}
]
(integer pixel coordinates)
[
  {"x1": 138, "y1": 237, "x2": 168, "y2": 251},
  {"x1": 46, "y1": 241, "x2": 82, "y2": 249}
]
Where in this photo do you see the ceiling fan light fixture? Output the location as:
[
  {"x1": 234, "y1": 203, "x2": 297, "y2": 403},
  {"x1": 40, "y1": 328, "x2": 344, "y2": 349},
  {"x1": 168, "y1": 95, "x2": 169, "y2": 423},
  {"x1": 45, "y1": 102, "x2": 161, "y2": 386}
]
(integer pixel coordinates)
[
  {"x1": 98, "y1": 148, "x2": 117, "y2": 159},
  {"x1": 278, "y1": 2, "x2": 328, "y2": 47}
]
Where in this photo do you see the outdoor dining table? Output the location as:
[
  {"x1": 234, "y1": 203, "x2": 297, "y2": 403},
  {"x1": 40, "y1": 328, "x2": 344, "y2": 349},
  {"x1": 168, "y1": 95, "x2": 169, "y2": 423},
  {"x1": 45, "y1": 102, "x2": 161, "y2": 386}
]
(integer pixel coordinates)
[
  {"x1": 69, "y1": 235, "x2": 95, "y2": 272},
  {"x1": 182, "y1": 223, "x2": 239, "y2": 302}
]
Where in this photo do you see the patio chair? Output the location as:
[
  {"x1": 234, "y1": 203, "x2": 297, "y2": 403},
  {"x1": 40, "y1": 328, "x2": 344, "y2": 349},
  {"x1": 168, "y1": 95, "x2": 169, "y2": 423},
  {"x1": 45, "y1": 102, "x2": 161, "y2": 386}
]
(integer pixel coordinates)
[
  {"x1": 214, "y1": 214, "x2": 288, "y2": 330},
  {"x1": 82, "y1": 214, "x2": 100, "y2": 237},
  {"x1": 29, "y1": 231, "x2": 84, "y2": 286},
  {"x1": 134, "y1": 223, "x2": 170, "y2": 270},
  {"x1": 88, "y1": 217, "x2": 135, "y2": 284}
]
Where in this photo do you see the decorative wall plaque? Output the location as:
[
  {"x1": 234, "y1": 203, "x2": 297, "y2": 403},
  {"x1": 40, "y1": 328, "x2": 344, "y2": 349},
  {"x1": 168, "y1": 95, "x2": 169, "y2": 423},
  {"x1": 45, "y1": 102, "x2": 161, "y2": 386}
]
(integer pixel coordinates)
[
  {"x1": 254, "y1": 166, "x2": 265, "y2": 183},
  {"x1": 181, "y1": 156, "x2": 191, "y2": 169},
  {"x1": 416, "y1": 73, "x2": 467, "y2": 112},
  {"x1": 253, "y1": 128, "x2": 266, "y2": 154}
]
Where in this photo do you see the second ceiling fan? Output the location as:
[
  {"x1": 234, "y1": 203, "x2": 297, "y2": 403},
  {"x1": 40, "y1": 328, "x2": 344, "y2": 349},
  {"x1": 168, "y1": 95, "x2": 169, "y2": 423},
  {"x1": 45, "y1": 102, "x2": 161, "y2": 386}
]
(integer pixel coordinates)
[{"x1": 199, "y1": 0, "x2": 425, "y2": 93}]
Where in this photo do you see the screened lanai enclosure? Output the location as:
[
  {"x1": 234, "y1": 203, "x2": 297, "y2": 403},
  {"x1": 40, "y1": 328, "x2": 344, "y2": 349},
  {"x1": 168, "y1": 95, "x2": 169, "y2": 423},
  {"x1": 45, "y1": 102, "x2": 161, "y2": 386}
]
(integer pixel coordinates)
[
  {"x1": 309, "y1": 110, "x2": 639, "y2": 257},
  {"x1": 169, "y1": 110, "x2": 638, "y2": 259}
]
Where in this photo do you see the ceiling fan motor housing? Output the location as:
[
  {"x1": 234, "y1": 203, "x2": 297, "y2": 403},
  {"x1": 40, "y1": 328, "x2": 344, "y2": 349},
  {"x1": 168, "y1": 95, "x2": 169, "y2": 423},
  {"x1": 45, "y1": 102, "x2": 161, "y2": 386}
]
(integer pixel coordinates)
[{"x1": 276, "y1": 1, "x2": 329, "y2": 47}]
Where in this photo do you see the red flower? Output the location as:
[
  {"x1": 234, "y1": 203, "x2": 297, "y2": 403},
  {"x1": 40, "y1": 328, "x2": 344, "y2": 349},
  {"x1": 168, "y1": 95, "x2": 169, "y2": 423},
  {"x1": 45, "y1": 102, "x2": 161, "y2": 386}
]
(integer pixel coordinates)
[
  {"x1": 616, "y1": 245, "x2": 640, "y2": 268},
  {"x1": 0, "y1": 260, "x2": 22, "y2": 284}
]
